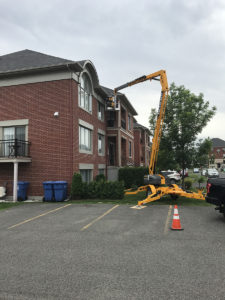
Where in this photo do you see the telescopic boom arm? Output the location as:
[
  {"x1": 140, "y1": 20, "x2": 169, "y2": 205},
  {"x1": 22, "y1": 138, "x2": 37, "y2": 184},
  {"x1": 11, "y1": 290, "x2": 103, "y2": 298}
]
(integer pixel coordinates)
[{"x1": 110, "y1": 70, "x2": 169, "y2": 175}]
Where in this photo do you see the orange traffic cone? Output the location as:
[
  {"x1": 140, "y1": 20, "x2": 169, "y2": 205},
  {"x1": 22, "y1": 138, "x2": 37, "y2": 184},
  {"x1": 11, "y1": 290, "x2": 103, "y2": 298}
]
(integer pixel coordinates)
[{"x1": 171, "y1": 205, "x2": 183, "y2": 230}]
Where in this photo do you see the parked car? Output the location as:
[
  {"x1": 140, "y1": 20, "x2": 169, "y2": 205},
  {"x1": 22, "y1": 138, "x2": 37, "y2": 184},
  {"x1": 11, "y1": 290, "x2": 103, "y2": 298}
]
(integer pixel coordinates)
[
  {"x1": 193, "y1": 168, "x2": 199, "y2": 173},
  {"x1": 201, "y1": 169, "x2": 207, "y2": 176},
  {"x1": 161, "y1": 170, "x2": 181, "y2": 185},
  {"x1": 207, "y1": 168, "x2": 219, "y2": 178},
  {"x1": 179, "y1": 169, "x2": 188, "y2": 177},
  {"x1": 206, "y1": 178, "x2": 225, "y2": 218}
]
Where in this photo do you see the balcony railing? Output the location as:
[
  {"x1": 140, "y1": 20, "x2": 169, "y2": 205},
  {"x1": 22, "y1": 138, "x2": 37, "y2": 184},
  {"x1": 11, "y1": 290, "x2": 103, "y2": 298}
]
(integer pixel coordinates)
[{"x1": 0, "y1": 139, "x2": 31, "y2": 158}]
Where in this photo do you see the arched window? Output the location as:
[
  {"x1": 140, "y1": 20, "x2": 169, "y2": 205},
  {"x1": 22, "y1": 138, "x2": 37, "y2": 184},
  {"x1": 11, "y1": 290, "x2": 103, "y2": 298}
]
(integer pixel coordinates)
[{"x1": 79, "y1": 73, "x2": 92, "y2": 112}]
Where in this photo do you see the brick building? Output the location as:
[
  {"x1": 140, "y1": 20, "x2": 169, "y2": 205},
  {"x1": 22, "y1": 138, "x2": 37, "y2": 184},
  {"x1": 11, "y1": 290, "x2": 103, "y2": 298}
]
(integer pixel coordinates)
[
  {"x1": 133, "y1": 122, "x2": 151, "y2": 167},
  {"x1": 0, "y1": 49, "x2": 142, "y2": 200},
  {"x1": 210, "y1": 138, "x2": 225, "y2": 168}
]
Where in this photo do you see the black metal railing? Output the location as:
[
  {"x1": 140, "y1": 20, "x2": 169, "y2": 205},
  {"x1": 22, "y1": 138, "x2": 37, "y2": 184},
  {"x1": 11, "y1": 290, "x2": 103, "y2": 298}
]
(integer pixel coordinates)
[{"x1": 0, "y1": 139, "x2": 30, "y2": 158}]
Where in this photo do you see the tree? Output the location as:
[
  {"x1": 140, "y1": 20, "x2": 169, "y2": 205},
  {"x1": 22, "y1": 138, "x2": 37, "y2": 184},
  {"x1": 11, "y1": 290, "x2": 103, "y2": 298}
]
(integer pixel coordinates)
[
  {"x1": 193, "y1": 138, "x2": 212, "y2": 168},
  {"x1": 149, "y1": 83, "x2": 216, "y2": 186}
]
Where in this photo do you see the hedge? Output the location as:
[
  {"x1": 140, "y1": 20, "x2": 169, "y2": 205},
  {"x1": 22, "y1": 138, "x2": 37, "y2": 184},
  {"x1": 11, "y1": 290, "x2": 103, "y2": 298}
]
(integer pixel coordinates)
[
  {"x1": 70, "y1": 173, "x2": 124, "y2": 199},
  {"x1": 118, "y1": 167, "x2": 149, "y2": 189}
]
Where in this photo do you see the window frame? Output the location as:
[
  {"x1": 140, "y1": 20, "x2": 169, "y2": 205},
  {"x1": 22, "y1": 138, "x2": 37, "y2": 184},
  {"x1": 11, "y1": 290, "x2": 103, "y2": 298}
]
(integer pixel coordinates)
[
  {"x1": 80, "y1": 169, "x2": 93, "y2": 183},
  {"x1": 79, "y1": 125, "x2": 93, "y2": 154},
  {"x1": 98, "y1": 133, "x2": 105, "y2": 156},
  {"x1": 97, "y1": 102, "x2": 105, "y2": 121},
  {"x1": 78, "y1": 73, "x2": 93, "y2": 113}
]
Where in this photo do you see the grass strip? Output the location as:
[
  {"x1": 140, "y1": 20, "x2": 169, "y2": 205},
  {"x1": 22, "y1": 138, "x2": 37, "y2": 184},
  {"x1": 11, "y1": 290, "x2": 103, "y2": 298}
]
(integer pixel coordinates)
[{"x1": 0, "y1": 202, "x2": 24, "y2": 211}]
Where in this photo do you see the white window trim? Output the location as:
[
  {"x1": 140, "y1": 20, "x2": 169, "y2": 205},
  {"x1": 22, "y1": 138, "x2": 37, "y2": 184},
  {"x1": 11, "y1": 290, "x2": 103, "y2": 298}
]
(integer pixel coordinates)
[
  {"x1": 79, "y1": 163, "x2": 94, "y2": 169},
  {"x1": 79, "y1": 121, "x2": 93, "y2": 154},
  {"x1": 98, "y1": 164, "x2": 106, "y2": 169},
  {"x1": 98, "y1": 128, "x2": 105, "y2": 135},
  {"x1": 79, "y1": 119, "x2": 94, "y2": 130}
]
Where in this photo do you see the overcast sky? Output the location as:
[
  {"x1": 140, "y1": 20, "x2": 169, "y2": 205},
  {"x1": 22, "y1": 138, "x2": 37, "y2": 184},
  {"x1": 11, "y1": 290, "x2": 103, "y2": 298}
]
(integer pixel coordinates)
[{"x1": 1, "y1": 0, "x2": 225, "y2": 140}]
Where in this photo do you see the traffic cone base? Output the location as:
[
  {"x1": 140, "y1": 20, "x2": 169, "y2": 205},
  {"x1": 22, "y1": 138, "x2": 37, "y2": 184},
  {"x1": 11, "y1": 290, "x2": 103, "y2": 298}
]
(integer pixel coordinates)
[{"x1": 171, "y1": 205, "x2": 183, "y2": 230}]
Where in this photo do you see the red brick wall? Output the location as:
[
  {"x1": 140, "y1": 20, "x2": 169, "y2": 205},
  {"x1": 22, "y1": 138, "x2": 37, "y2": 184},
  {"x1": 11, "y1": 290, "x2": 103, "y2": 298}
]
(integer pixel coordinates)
[
  {"x1": 0, "y1": 79, "x2": 107, "y2": 196},
  {"x1": 134, "y1": 129, "x2": 141, "y2": 166},
  {"x1": 212, "y1": 147, "x2": 225, "y2": 159}
]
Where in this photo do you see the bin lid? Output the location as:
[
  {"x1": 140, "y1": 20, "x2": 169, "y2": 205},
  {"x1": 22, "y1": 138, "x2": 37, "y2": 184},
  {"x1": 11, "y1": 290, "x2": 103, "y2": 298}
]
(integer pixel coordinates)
[
  {"x1": 54, "y1": 181, "x2": 67, "y2": 184},
  {"x1": 18, "y1": 181, "x2": 29, "y2": 184},
  {"x1": 43, "y1": 181, "x2": 55, "y2": 184}
]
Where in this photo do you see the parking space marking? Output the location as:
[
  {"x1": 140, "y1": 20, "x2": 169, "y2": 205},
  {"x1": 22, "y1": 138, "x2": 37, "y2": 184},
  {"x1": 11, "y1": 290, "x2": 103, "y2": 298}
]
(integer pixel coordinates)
[
  {"x1": 8, "y1": 204, "x2": 72, "y2": 229},
  {"x1": 164, "y1": 205, "x2": 172, "y2": 235},
  {"x1": 81, "y1": 205, "x2": 119, "y2": 231}
]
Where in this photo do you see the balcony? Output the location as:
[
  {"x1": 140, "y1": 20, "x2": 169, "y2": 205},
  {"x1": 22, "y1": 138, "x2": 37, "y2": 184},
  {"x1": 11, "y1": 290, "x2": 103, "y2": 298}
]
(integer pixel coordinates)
[{"x1": 0, "y1": 139, "x2": 31, "y2": 162}]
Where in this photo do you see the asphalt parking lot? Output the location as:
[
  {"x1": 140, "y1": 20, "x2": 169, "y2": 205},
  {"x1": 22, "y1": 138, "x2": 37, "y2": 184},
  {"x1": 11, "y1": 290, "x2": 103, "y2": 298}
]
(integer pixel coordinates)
[{"x1": 0, "y1": 203, "x2": 225, "y2": 300}]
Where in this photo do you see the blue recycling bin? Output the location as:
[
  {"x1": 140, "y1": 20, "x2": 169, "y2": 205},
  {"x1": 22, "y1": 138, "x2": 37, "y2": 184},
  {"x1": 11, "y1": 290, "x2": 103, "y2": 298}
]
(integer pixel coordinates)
[
  {"x1": 43, "y1": 181, "x2": 55, "y2": 201},
  {"x1": 53, "y1": 181, "x2": 67, "y2": 202},
  {"x1": 17, "y1": 181, "x2": 29, "y2": 201}
]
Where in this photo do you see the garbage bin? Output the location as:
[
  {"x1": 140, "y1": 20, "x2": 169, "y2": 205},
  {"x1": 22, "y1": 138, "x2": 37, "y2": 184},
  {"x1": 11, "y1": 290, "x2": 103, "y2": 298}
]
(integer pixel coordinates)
[
  {"x1": 63, "y1": 182, "x2": 68, "y2": 200},
  {"x1": 17, "y1": 181, "x2": 29, "y2": 201},
  {"x1": 53, "y1": 181, "x2": 67, "y2": 202},
  {"x1": 43, "y1": 181, "x2": 55, "y2": 201}
]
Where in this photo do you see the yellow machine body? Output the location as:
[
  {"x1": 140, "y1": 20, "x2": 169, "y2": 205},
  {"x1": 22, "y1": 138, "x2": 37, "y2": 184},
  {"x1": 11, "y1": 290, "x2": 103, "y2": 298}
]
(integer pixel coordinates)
[{"x1": 109, "y1": 70, "x2": 205, "y2": 205}]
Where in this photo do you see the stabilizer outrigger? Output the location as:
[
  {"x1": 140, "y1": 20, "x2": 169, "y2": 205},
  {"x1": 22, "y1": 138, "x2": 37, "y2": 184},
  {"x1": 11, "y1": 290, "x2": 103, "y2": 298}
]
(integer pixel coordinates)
[{"x1": 125, "y1": 184, "x2": 205, "y2": 206}]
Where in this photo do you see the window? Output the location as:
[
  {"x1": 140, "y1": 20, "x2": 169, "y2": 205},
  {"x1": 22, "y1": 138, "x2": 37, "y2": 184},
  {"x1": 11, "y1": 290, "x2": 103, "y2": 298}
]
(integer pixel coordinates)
[
  {"x1": 3, "y1": 126, "x2": 26, "y2": 156},
  {"x1": 3, "y1": 126, "x2": 25, "y2": 140},
  {"x1": 80, "y1": 169, "x2": 92, "y2": 183},
  {"x1": 79, "y1": 73, "x2": 92, "y2": 112},
  {"x1": 98, "y1": 102, "x2": 104, "y2": 121},
  {"x1": 129, "y1": 141, "x2": 132, "y2": 157},
  {"x1": 128, "y1": 115, "x2": 131, "y2": 130},
  {"x1": 98, "y1": 169, "x2": 105, "y2": 175},
  {"x1": 79, "y1": 126, "x2": 92, "y2": 151},
  {"x1": 98, "y1": 134, "x2": 105, "y2": 155}
]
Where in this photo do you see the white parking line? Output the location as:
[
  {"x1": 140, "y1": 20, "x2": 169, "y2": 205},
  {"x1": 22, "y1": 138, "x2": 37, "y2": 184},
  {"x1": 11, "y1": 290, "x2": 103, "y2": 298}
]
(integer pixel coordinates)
[
  {"x1": 8, "y1": 204, "x2": 72, "y2": 229},
  {"x1": 164, "y1": 205, "x2": 172, "y2": 235},
  {"x1": 81, "y1": 205, "x2": 119, "y2": 231}
]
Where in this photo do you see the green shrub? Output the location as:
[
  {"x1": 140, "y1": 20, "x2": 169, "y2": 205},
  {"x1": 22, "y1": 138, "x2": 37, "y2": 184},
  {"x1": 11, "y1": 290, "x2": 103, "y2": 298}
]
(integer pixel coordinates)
[
  {"x1": 197, "y1": 176, "x2": 206, "y2": 189},
  {"x1": 87, "y1": 181, "x2": 103, "y2": 198},
  {"x1": 70, "y1": 173, "x2": 83, "y2": 199},
  {"x1": 70, "y1": 172, "x2": 124, "y2": 200},
  {"x1": 100, "y1": 181, "x2": 124, "y2": 199},
  {"x1": 118, "y1": 167, "x2": 148, "y2": 189},
  {"x1": 184, "y1": 178, "x2": 193, "y2": 190}
]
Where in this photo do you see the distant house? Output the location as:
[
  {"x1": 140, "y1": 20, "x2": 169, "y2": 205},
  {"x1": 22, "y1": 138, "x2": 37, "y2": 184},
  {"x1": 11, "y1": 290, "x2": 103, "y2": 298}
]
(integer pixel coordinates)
[
  {"x1": 210, "y1": 138, "x2": 225, "y2": 168},
  {"x1": 133, "y1": 121, "x2": 151, "y2": 167},
  {"x1": 0, "y1": 49, "x2": 145, "y2": 201}
]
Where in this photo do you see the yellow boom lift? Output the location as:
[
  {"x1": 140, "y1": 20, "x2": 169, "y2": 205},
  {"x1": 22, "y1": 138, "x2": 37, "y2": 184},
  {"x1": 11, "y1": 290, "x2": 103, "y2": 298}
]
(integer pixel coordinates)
[{"x1": 107, "y1": 70, "x2": 205, "y2": 205}]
